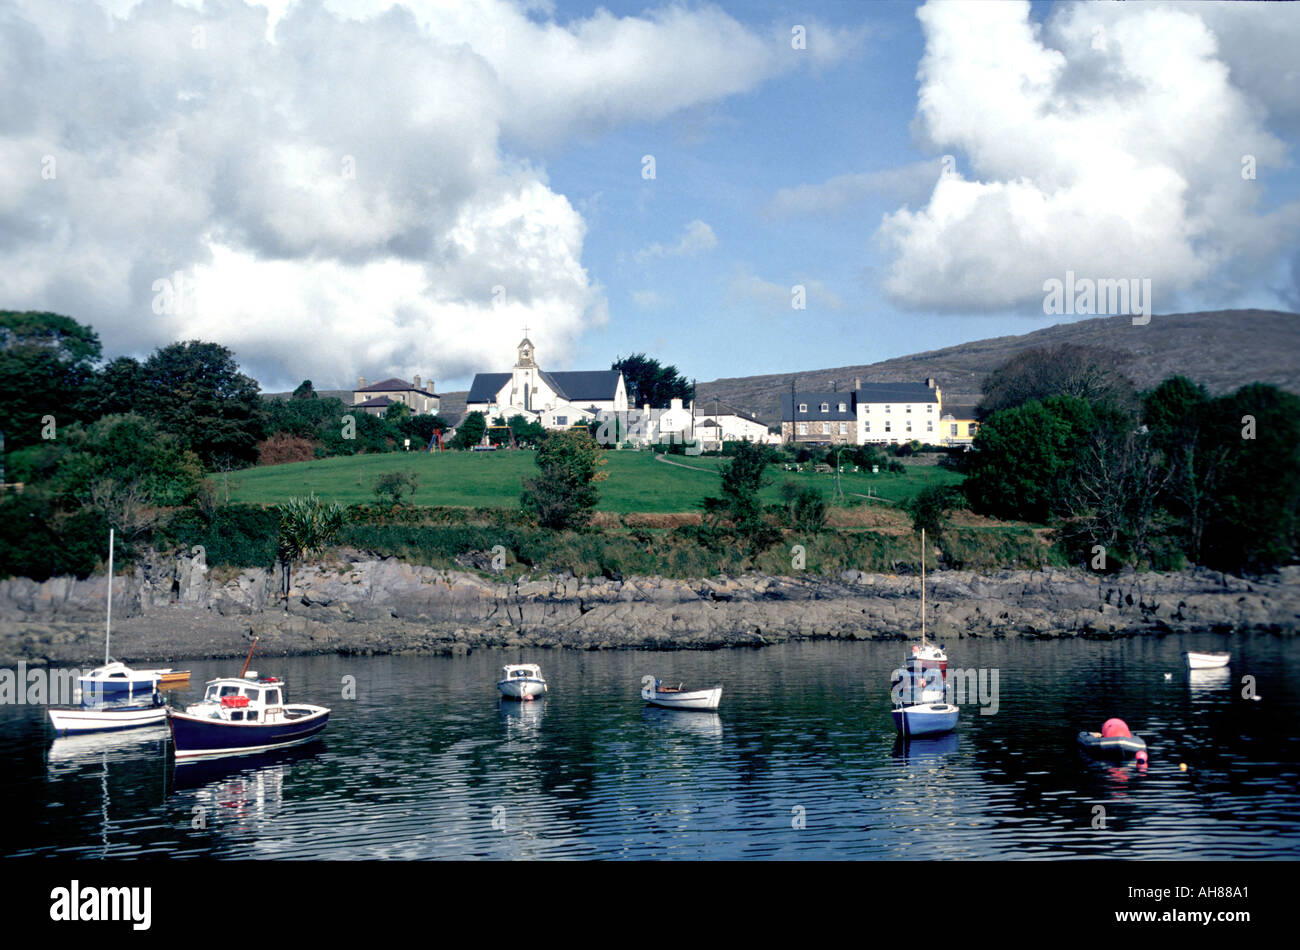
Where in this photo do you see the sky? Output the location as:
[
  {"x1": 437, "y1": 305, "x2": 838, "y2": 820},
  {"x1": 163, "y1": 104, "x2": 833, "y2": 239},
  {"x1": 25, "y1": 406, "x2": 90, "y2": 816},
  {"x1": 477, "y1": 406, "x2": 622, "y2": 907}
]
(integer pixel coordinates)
[{"x1": 2, "y1": 0, "x2": 1298, "y2": 394}]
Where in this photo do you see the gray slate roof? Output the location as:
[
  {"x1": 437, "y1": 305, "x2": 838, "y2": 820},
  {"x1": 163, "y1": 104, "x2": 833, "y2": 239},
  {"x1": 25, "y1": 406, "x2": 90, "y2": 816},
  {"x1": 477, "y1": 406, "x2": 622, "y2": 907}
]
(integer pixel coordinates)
[
  {"x1": 781, "y1": 383, "x2": 939, "y2": 420},
  {"x1": 467, "y1": 370, "x2": 622, "y2": 404}
]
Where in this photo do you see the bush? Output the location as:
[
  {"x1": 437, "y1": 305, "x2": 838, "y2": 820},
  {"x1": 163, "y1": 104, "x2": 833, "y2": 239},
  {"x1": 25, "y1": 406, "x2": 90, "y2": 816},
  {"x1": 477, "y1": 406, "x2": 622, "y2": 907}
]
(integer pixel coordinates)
[{"x1": 257, "y1": 432, "x2": 318, "y2": 466}]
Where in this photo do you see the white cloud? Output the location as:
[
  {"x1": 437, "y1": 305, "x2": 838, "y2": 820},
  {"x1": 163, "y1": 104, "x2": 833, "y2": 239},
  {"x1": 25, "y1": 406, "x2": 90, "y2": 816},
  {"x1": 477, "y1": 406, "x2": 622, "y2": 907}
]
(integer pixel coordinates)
[
  {"x1": 877, "y1": 0, "x2": 1299, "y2": 313},
  {"x1": 636, "y1": 220, "x2": 718, "y2": 261},
  {"x1": 0, "y1": 0, "x2": 852, "y2": 389}
]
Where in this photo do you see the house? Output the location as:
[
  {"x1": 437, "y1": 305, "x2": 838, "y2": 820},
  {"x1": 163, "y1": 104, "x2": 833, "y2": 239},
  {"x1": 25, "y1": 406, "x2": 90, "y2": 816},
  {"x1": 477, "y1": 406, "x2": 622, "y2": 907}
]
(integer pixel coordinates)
[
  {"x1": 939, "y1": 403, "x2": 981, "y2": 448},
  {"x1": 693, "y1": 402, "x2": 779, "y2": 449},
  {"x1": 352, "y1": 375, "x2": 440, "y2": 416},
  {"x1": 466, "y1": 336, "x2": 628, "y2": 429},
  {"x1": 781, "y1": 378, "x2": 944, "y2": 446}
]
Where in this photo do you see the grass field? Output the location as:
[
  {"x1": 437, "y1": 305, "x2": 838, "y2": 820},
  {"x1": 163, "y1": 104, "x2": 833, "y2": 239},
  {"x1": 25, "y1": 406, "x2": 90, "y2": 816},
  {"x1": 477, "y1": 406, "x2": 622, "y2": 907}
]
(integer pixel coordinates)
[{"x1": 223, "y1": 449, "x2": 965, "y2": 513}]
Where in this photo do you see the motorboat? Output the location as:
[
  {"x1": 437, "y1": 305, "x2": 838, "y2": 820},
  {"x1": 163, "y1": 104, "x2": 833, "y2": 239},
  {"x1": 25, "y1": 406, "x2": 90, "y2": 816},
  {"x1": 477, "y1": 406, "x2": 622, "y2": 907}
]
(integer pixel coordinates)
[
  {"x1": 498, "y1": 664, "x2": 548, "y2": 701},
  {"x1": 1184, "y1": 651, "x2": 1230, "y2": 670},
  {"x1": 890, "y1": 528, "x2": 958, "y2": 737},
  {"x1": 167, "y1": 638, "x2": 329, "y2": 759},
  {"x1": 168, "y1": 674, "x2": 330, "y2": 760},
  {"x1": 641, "y1": 676, "x2": 723, "y2": 711}
]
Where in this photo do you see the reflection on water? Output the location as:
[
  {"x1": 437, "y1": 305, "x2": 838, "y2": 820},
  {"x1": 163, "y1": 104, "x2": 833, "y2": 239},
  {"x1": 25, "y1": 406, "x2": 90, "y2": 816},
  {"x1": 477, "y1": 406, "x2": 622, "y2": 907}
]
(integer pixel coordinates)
[{"x1": 3, "y1": 634, "x2": 1299, "y2": 859}]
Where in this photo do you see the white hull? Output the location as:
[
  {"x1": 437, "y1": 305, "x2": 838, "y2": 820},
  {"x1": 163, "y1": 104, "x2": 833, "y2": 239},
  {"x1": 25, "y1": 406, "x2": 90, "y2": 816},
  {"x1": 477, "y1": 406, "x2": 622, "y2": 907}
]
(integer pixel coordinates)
[
  {"x1": 1184, "y1": 651, "x2": 1230, "y2": 670},
  {"x1": 641, "y1": 685, "x2": 722, "y2": 711},
  {"x1": 892, "y1": 703, "x2": 959, "y2": 737},
  {"x1": 48, "y1": 704, "x2": 168, "y2": 734},
  {"x1": 498, "y1": 678, "x2": 547, "y2": 700}
]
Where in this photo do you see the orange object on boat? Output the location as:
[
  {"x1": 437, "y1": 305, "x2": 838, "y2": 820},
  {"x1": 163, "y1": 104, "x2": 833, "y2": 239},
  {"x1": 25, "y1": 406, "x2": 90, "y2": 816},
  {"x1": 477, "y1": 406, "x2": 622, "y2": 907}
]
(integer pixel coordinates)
[
  {"x1": 1101, "y1": 718, "x2": 1131, "y2": 738},
  {"x1": 221, "y1": 696, "x2": 249, "y2": 708}
]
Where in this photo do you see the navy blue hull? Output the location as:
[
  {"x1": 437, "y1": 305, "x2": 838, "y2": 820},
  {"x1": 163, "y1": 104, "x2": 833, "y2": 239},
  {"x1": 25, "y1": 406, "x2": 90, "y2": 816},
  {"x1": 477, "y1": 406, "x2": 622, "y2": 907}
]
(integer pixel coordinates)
[{"x1": 169, "y1": 709, "x2": 329, "y2": 758}]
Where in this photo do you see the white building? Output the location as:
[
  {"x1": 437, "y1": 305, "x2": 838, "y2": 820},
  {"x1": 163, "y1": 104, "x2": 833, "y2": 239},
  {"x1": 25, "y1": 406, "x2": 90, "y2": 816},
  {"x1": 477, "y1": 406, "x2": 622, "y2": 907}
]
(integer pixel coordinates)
[
  {"x1": 465, "y1": 336, "x2": 629, "y2": 429},
  {"x1": 694, "y1": 404, "x2": 777, "y2": 447},
  {"x1": 782, "y1": 379, "x2": 943, "y2": 445}
]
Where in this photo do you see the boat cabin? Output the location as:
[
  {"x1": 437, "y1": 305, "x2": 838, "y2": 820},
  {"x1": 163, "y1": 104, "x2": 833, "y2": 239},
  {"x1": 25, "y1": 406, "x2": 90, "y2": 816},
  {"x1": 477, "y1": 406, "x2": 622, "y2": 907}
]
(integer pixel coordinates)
[
  {"x1": 191, "y1": 676, "x2": 290, "y2": 723},
  {"x1": 500, "y1": 664, "x2": 543, "y2": 682}
]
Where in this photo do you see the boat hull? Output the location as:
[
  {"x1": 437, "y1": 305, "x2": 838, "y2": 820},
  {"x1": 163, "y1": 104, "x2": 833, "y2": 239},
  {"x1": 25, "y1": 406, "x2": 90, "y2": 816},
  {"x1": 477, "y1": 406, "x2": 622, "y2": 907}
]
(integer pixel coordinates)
[
  {"x1": 168, "y1": 707, "x2": 330, "y2": 759},
  {"x1": 49, "y1": 704, "x2": 168, "y2": 734},
  {"x1": 641, "y1": 685, "x2": 723, "y2": 711},
  {"x1": 78, "y1": 675, "x2": 159, "y2": 699},
  {"x1": 1184, "y1": 652, "x2": 1230, "y2": 670},
  {"x1": 497, "y1": 678, "x2": 547, "y2": 700},
  {"x1": 1077, "y1": 731, "x2": 1147, "y2": 758},
  {"x1": 892, "y1": 703, "x2": 959, "y2": 737}
]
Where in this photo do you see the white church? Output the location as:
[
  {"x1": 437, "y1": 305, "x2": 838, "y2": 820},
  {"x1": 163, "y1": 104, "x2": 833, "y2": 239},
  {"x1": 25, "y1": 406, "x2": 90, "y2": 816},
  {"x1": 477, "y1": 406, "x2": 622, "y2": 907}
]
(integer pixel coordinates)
[{"x1": 465, "y1": 336, "x2": 629, "y2": 429}]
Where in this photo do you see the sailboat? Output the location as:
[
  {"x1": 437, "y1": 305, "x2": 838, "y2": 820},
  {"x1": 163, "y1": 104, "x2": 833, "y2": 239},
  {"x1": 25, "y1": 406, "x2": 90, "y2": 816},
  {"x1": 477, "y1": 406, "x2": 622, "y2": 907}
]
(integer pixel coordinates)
[
  {"x1": 49, "y1": 530, "x2": 169, "y2": 733},
  {"x1": 890, "y1": 528, "x2": 959, "y2": 737}
]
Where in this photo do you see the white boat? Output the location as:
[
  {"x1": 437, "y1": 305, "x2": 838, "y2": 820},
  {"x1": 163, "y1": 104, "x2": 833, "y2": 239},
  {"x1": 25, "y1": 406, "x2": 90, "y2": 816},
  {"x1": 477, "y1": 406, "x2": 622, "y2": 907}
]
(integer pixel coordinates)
[
  {"x1": 49, "y1": 696, "x2": 168, "y2": 735},
  {"x1": 890, "y1": 528, "x2": 959, "y2": 737},
  {"x1": 1184, "y1": 651, "x2": 1230, "y2": 670},
  {"x1": 641, "y1": 676, "x2": 723, "y2": 711},
  {"x1": 497, "y1": 664, "x2": 548, "y2": 701}
]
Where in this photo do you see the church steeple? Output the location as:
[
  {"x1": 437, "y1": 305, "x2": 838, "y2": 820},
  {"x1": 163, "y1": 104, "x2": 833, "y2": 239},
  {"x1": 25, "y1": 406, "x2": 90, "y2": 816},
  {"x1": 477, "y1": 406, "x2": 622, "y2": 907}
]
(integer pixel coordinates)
[{"x1": 516, "y1": 330, "x2": 535, "y2": 367}]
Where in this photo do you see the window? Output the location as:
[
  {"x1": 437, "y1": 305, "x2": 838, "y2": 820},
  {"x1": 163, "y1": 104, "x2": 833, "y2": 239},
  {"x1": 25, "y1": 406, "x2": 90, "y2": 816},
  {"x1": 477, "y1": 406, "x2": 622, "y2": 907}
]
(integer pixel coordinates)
[
  {"x1": 885, "y1": 421, "x2": 891, "y2": 432},
  {"x1": 820, "y1": 402, "x2": 829, "y2": 413},
  {"x1": 885, "y1": 405, "x2": 891, "y2": 413},
  {"x1": 906, "y1": 422, "x2": 913, "y2": 432},
  {"x1": 798, "y1": 403, "x2": 807, "y2": 413},
  {"x1": 230, "y1": 710, "x2": 244, "y2": 721},
  {"x1": 907, "y1": 406, "x2": 912, "y2": 414},
  {"x1": 968, "y1": 423, "x2": 978, "y2": 436},
  {"x1": 927, "y1": 404, "x2": 933, "y2": 413},
  {"x1": 839, "y1": 422, "x2": 847, "y2": 434},
  {"x1": 864, "y1": 421, "x2": 871, "y2": 432},
  {"x1": 838, "y1": 402, "x2": 847, "y2": 412},
  {"x1": 247, "y1": 710, "x2": 258, "y2": 721},
  {"x1": 798, "y1": 423, "x2": 808, "y2": 435},
  {"x1": 950, "y1": 424, "x2": 958, "y2": 436},
  {"x1": 555, "y1": 416, "x2": 567, "y2": 426},
  {"x1": 927, "y1": 422, "x2": 933, "y2": 432},
  {"x1": 265, "y1": 689, "x2": 282, "y2": 706}
]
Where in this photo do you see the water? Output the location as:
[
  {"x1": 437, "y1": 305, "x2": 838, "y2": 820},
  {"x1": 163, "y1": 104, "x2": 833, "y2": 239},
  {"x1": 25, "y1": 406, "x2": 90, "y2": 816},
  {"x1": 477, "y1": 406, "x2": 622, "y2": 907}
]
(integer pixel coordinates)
[{"x1": 3, "y1": 635, "x2": 1298, "y2": 859}]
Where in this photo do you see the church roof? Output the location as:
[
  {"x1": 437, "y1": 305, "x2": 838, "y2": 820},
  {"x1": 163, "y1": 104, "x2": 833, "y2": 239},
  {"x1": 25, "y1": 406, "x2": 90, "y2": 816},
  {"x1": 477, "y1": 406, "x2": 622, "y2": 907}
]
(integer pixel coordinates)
[
  {"x1": 541, "y1": 370, "x2": 622, "y2": 401},
  {"x1": 467, "y1": 373, "x2": 511, "y2": 403}
]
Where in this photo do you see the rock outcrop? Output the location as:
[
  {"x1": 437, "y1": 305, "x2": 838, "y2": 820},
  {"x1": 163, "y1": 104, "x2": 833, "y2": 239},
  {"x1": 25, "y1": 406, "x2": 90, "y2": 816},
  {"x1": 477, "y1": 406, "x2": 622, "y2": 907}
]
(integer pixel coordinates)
[{"x1": 1, "y1": 552, "x2": 1296, "y2": 664}]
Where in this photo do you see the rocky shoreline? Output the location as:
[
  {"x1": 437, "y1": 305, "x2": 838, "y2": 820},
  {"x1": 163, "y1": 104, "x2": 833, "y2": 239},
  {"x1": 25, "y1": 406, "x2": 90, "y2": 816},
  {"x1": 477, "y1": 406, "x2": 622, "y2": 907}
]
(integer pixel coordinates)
[{"x1": 1, "y1": 552, "x2": 1297, "y2": 665}]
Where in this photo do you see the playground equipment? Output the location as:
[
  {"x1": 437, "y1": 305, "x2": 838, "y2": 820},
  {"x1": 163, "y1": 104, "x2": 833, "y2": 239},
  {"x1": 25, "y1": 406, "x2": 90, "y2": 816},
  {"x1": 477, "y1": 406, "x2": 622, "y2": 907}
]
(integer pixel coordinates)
[
  {"x1": 426, "y1": 429, "x2": 447, "y2": 452},
  {"x1": 484, "y1": 425, "x2": 517, "y2": 449}
]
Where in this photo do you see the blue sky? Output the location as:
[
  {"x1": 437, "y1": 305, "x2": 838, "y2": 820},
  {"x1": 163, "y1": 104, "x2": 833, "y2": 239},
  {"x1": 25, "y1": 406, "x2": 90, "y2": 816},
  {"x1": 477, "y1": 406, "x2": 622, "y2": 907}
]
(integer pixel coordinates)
[{"x1": 3, "y1": 1, "x2": 1298, "y2": 393}]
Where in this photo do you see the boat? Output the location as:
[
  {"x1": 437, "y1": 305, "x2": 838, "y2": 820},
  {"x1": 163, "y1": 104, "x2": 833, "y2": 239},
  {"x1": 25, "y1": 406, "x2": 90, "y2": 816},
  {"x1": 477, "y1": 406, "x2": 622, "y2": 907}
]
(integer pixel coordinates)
[
  {"x1": 167, "y1": 639, "x2": 330, "y2": 759},
  {"x1": 49, "y1": 693, "x2": 168, "y2": 735},
  {"x1": 497, "y1": 663, "x2": 548, "y2": 701},
  {"x1": 138, "y1": 668, "x2": 192, "y2": 688},
  {"x1": 1077, "y1": 718, "x2": 1147, "y2": 763},
  {"x1": 890, "y1": 528, "x2": 959, "y2": 738},
  {"x1": 1184, "y1": 651, "x2": 1230, "y2": 670},
  {"x1": 641, "y1": 676, "x2": 723, "y2": 711},
  {"x1": 74, "y1": 530, "x2": 162, "y2": 701}
]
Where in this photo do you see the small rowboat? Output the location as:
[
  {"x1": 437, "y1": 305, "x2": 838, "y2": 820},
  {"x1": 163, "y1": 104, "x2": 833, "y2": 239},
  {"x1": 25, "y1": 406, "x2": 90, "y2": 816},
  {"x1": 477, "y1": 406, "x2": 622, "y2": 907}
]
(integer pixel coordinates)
[
  {"x1": 641, "y1": 676, "x2": 722, "y2": 711},
  {"x1": 1184, "y1": 651, "x2": 1230, "y2": 670},
  {"x1": 1077, "y1": 730, "x2": 1147, "y2": 759},
  {"x1": 48, "y1": 694, "x2": 168, "y2": 735},
  {"x1": 892, "y1": 702, "x2": 959, "y2": 737}
]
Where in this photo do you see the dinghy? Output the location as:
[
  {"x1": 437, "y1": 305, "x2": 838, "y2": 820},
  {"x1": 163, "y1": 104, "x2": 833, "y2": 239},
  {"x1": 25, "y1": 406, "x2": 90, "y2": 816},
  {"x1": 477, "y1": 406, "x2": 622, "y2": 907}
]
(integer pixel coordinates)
[
  {"x1": 1077, "y1": 718, "x2": 1147, "y2": 762},
  {"x1": 497, "y1": 664, "x2": 548, "y2": 701},
  {"x1": 641, "y1": 676, "x2": 723, "y2": 711},
  {"x1": 891, "y1": 528, "x2": 959, "y2": 737},
  {"x1": 49, "y1": 694, "x2": 168, "y2": 735},
  {"x1": 1184, "y1": 651, "x2": 1230, "y2": 670}
]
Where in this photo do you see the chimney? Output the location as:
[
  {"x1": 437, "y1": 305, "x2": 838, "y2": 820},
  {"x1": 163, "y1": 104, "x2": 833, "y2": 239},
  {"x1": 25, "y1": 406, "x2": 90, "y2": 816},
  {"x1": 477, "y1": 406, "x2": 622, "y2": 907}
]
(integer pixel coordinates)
[
  {"x1": 413, "y1": 375, "x2": 421, "y2": 391},
  {"x1": 926, "y1": 377, "x2": 935, "y2": 389},
  {"x1": 358, "y1": 376, "x2": 367, "y2": 389},
  {"x1": 855, "y1": 377, "x2": 861, "y2": 390},
  {"x1": 670, "y1": 397, "x2": 683, "y2": 411}
]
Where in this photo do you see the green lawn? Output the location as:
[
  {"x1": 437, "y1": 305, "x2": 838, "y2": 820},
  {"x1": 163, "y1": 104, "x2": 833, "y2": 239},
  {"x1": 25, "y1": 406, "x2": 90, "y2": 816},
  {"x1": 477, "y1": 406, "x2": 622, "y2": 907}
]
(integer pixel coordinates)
[{"x1": 223, "y1": 449, "x2": 963, "y2": 513}]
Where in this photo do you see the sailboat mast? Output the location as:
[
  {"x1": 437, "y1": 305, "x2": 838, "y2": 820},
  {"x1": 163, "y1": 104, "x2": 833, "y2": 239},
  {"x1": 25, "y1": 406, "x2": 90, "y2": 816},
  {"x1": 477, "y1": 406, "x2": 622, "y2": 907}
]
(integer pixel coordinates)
[
  {"x1": 920, "y1": 527, "x2": 926, "y2": 647},
  {"x1": 105, "y1": 528, "x2": 114, "y2": 665}
]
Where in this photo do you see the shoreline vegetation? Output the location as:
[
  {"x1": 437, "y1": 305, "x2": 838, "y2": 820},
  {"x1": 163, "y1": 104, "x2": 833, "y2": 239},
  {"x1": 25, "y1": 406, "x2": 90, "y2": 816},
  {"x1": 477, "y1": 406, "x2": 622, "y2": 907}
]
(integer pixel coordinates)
[{"x1": 2, "y1": 551, "x2": 1295, "y2": 666}]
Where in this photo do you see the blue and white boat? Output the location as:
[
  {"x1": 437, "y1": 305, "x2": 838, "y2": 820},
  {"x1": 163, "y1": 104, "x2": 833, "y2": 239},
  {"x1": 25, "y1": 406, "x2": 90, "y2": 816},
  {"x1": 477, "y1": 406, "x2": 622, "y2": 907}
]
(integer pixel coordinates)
[
  {"x1": 77, "y1": 662, "x2": 161, "y2": 701},
  {"x1": 168, "y1": 674, "x2": 330, "y2": 760}
]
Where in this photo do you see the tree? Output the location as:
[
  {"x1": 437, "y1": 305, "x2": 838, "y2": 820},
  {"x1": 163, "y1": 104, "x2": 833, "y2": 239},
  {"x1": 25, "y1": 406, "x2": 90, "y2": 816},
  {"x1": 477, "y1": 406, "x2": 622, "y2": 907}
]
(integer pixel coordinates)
[
  {"x1": 904, "y1": 483, "x2": 968, "y2": 539},
  {"x1": 1144, "y1": 377, "x2": 1227, "y2": 563},
  {"x1": 611, "y1": 353, "x2": 692, "y2": 408},
  {"x1": 373, "y1": 470, "x2": 419, "y2": 505},
  {"x1": 0, "y1": 312, "x2": 102, "y2": 450},
  {"x1": 520, "y1": 428, "x2": 608, "y2": 529},
  {"x1": 703, "y1": 442, "x2": 773, "y2": 537},
  {"x1": 135, "y1": 341, "x2": 267, "y2": 468},
  {"x1": 452, "y1": 411, "x2": 487, "y2": 449},
  {"x1": 979, "y1": 344, "x2": 1137, "y2": 419},
  {"x1": 964, "y1": 398, "x2": 1085, "y2": 522},
  {"x1": 291, "y1": 380, "x2": 317, "y2": 399},
  {"x1": 778, "y1": 480, "x2": 828, "y2": 533},
  {"x1": 275, "y1": 494, "x2": 345, "y2": 604}
]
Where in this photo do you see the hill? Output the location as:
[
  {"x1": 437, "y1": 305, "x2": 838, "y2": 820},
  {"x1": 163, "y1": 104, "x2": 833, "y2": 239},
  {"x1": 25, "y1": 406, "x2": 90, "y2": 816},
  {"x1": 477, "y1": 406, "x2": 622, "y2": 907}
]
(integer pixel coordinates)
[{"x1": 267, "y1": 309, "x2": 1298, "y2": 425}]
